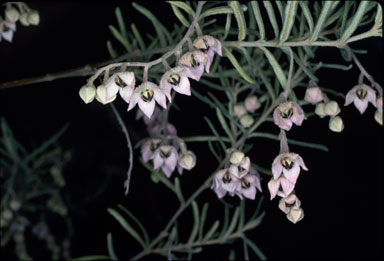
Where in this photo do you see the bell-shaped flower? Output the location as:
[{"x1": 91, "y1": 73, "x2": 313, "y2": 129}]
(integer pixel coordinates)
[
  {"x1": 0, "y1": 20, "x2": 16, "y2": 43},
  {"x1": 278, "y1": 194, "x2": 301, "y2": 214},
  {"x1": 212, "y1": 168, "x2": 240, "y2": 198},
  {"x1": 240, "y1": 114, "x2": 254, "y2": 128},
  {"x1": 193, "y1": 35, "x2": 222, "y2": 73},
  {"x1": 105, "y1": 72, "x2": 135, "y2": 103},
  {"x1": 151, "y1": 145, "x2": 178, "y2": 178},
  {"x1": 140, "y1": 138, "x2": 162, "y2": 163},
  {"x1": 245, "y1": 96, "x2": 261, "y2": 113},
  {"x1": 234, "y1": 167, "x2": 262, "y2": 200},
  {"x1": 272, "y1": 152, "x2": 308, "y2": 184},
  {"x1": 128, "y1": 82, "x2": 167, "y2": 118},
  {"x1": 178, "y1": 50, "x2": 208, "y2": 81},
  {"x1": 160, "y1": 66, "x2": 191, "y2": 100},
  {"x1": 96, "y1": 84, "x2": 116, "y2": 104},
  {"x1": 268, "y1": 176, "x2": 295, "y2": 200},
  {"x1": 27, "y1": 10, "x2": 40, "y2": 26},
  {"x1": 229, "y1": 156, "x2": 251, "y2": 179},
  {"x1": 273, "y1": 101, "x2": 304, "y2": 131},
  {"x1": 345, "y1": 84, "x2": 376, "y2": 114},
  {"x1": 304, "y1": 87, "x2": 324, "y2": 104}
]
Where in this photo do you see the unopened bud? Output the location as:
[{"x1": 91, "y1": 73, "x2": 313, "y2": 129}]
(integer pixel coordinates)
[
  {"x1": 230, "y1": 151, "x2": 245, "y2": 165},
  {"x1": 240, "y1": 114, "x2": 254, "y2": 128},
  {"x1": 324, "y1": 101, "x2": 340, "y2": 116},
  {"x1": 5, "y1": 7, "x2": 20, "y2": 23},
  {"x1": 329, "y1": 116, "x2": 344, "y2": 132},
  {"x1": 286, "y1": 207, "x2": 304, "y2": 224},
  {"x1": 374, "y1": 110, "x2": 382, "y2": 125},
  {"x1": 278, "y1": 194, "x2": 301, "y2": 214},
  {"x1": 234, "y1": 103, "x2": 247, "y2": 117},
  {"x1": 178, "y1": 151, "x2": 196, "y2": 170},
  {"x1": 27, "y1": 10, "x2": 40, "y2": 26},
  {"x1": 315, "y1": 103, "x2": 326, "y2": 118},
  {"x1": 9, "y1": 199, "x2": 21, "y2": 211},
  {"x1": 79, "y1": 84, "x2": 96, "y2": 104},
  {"x1": 1, "y1": 209, "x2": 13, "y2": 220},
  {"x1": 377, "y1": 96, "x2": 382, "y2": 113},
  {"x1": 19, "y1": 12, "x2": 30, "y2": 26},
  {"x1": 96, "y1": 84, "x2": 116, "y2": 104},
  {"x1": 245, "y1": 96, "x2": 261, "y2": 113},
  {"x1": 304, "y1": 87, "x2": 323, "y2": 104}
]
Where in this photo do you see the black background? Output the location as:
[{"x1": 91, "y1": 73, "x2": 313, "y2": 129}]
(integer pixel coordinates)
[{"x1": 0, "y1": 2, "x2": 382, "y2": 259}]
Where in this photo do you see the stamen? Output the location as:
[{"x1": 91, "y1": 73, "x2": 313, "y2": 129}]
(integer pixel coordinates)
[
  {"x1": 150, "y1": 142, "x2": 160, "y2": 152},
  {"x1": 223, "y1": 172, "x2": 232, "y2": 184},
  {"x1": 281, "y1": 157, "x2": 294, "y2": 170},
  {"x1": 356, "y1": 88, "x2": 367, "y2": 100},
  {"x1": 115, "y1": 75, "x2": 127, "y2": 88},
  {"x1": 241, "y1": 179, "x2": 250, "y2": 189},
  {"x1": 280, "y1": 108, "x2": 293, "y2": 119},
  {"x1": 160, "y1": 149, "x2": 171, "y2": 158},
  {"x1": 167, "y1": 74, "x2": 181, "y2": 86},
  {"x1": 141, "y1": 89, "x2": 154, "y2": 103},
  {"x1": 191, "y1": 54, "x2": 200, "y2": 67}
]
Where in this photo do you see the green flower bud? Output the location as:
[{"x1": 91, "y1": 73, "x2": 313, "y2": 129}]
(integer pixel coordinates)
[
  {"x1": 5, "y1": 7, "x2": 20, "y2": 23},
  {"x1": 374, "y1": 110, "x2": 382, "y2": 125},
  {"x1": 27, "y1": 10, "x2": 40, "y2": 26},
  {"x1": 329, "y1": 116, "x2": 344, "y2": 132},
  {"x1": 96, "y1": 84, "x2": 116, "y2": 105},
  {"x1": 324, "y1": 101, "x2": 341, "y2": 116},
  {"x1": 19, "y1": 12, "x2": 30, "y2": 26},
  {"x1": 315, "y1": 102, "x2": 326, "y2": 118},
  {"x1": 79, "y1": 84, "x2": 96, "y2": 104},
  {"x1": 230, "y1": 151, "x2": 245, "y2": 165},
  {"x1": 178, "y1": 151, "x2": 196, "y2": 170},
  {"x1": 240, "y1": 114, "x2": 254, "y2": 128}
]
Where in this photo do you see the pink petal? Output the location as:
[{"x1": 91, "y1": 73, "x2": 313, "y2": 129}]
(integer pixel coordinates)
[
  {"x1": 162, "y1": 165, "x2": 173, "y2": 178},
  {"x1": 2, "y1": 30, "x2": 14, "y2": 42},
  {"x1": 105, "y1": 75, "x2": 120, "y2": 99},
  {"x1": 229, "y1": 165, "x2": 240, "y2": 179},
  {"x1": 279, "y1": 118, "x2": 293, "y2": 131},
  {"x1": 138, "y1": 99, "x2": 155, "y2": 118},
  {"x1": 119, "y1": 86, "x2": 134, "y2": 104},
  {"x1": 282, "y1": 163, "x2": 300, "y2": 184},
  {"x1": 173, "y1": 76, "x2": 191, "y2": 96},
  {"x1": 153, "y1": 87, "x2": 167, "y2": 109},
  {"x1": 272, "y1": 160, "x2": 283, "y2": 180},
  {"x1": 152, "y1": 151, "x2": 163, "y2": 169},
  {"x1": 297, "y1": 156, "x2": 308, "y2": 171},
  {"x1": 353, "y1": 98, "x2": 368, "y2": 114},
  {"x1": 242, "y1": 185, "x2": 256, "y2": 200},
  {"x1": 127, "y1": 92, "x2": 140, "y2": 111},
  {"x1": 291, "y1": 103, "x2": 304, "y2": 126},
  {"x1": 215, "y1": 186, "x2": 228, "y2": 198},
  {"x1": 205, "y1": 50, "x2": 214, "y2": 73},
  {"x1": 159, "y1": 72, "x2": 173, "y2": 102},
  {"x1": 214, "y1": 39, "x2": 222, "y2": 56},
  {"x1": 366, "y1": 87, "x2": 377, "y2": 107},
  {"x1": 240, "y1": 157, "x2": 251, "y2": 172},
  {"x1": 280, "y1": 178, "x2": 295, "y2": 196},
  {"x1": 118, "y1": 72, "x2": 135, "y2": 87},
  {"x1": 165, "y1": 150, "x2": 178, "y2": 171},
  {"x1": 268, "y1": 179, "x2": 280, "y2": 200},
  {"x1": 177, "y1": 165, "x2": 183, "y2": 175}
]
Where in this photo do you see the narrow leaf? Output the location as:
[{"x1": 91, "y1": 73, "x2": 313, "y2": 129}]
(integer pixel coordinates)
[
  {"x1": 223, "y1": 47, "x2": 255, "y2": 84},
  {"x1": 115, "y1": 7, "x2": 127, "y2": 39},
  {"x1": 202, "y1": 220, "x2": 220, "y2": 241},
  {"x1": 107, "y1": 208, "x2": 146, "y2": 249},
  {"x1": 223, "y1": 13, "x2": 232, "y2": 40},
  {"x1": 223, "y1": 207, "x2": 240, "y2": 238},
  {"x1": 117, "y1": 204, "x2": 150, "y2": 245},
  {"x1": 171, "y1": 4, "x2": 190, "y2": 27},
  {"x1": 166, "y1": 1, "x2": 195, "y2": 16},
  {"x1": 131, "y1": 23, "x2": 145, "y2": 50},
  {"x1": 204, "y1": 116, "x2": 226, "y2": 152},
  {"x1": 250, "y1": 2, "x2": 265, "y2": 40},
  {"x1": 199, "y1": 5, "x2": 248, "y2": 20},
  {"x1": 299, "y1": 1, "x2": 314, "y2": 35},
  {"x1": 275, "y1": 1, "x2": 285, "y2": 23},
  {"x1": 259, "y1": 47, "x2": 287, "y2": 88},
  {"x1": 263, "y1": 1, "x2": 280, "y2": 39},
  {"x1": 109, "y1": 25, "x2": 132, "y2": 52},
  {"x1": 229, "y1": 1, "x2": 247, "y2": 41},
  {"x1": 374, "y1": 3, "x2": 382, "y2": 26},
  {"x1": 199, "y1": 203, "x2": 209, "y2": 240},
  {"x1": 279, "y1": 1, "x2": 298, "y2": 42},
  {"x1": 310, "y1": 1, "x2": 333, "y2": 42},
  {"x1": 106, "y1": 41, "x2": 118, "y2": 58},
  {"x1": 107, "y1": 233, "x2": 118, "y2": 260},
  {"x1": 188, "y1": 201, "x2": 200, "y2": 244},
  {"x1": 174, "y1": 177, "x2": 185, "y2": 203},
  {"x1": 244, "y1": 238, "x2": 267, "y2": 260},
  {"x1": 70, "y1": 255, "x2": 110, "y2": 261},
  {"x1": 340, "y1": 1, "x2": 369, "y2": 43},
  {"x1": 216, "y1": 108, "x2": 234, "y2": 143},
  {"x1": 281, "y1": 47, "x2": 318, "y2": 82}
]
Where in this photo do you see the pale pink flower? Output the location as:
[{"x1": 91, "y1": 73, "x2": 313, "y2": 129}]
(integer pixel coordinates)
[
  {"x1": 345, "y1": 84, "x2": 376, "y2": 114},
  {"x1": 273, "y1": 101, "x2": 304, "y2": 131},
  {"x1": 229, "y1": 156, "x2": 251, "y2": 179},
  {"x1": 178, "y1": 50, "x2": 208, "y2": 81},
  {"x1": 140, "y1": 138, "x2": 162, "y2": 162},
  {"x1": 278, "y1": 194, "x2": 301, "y2": 214},
  {"x1": 193, "y1": 35, "x2": 222, "y2": 73},
  {"x1": 272, "y1": 152, "x2": 308, "y2": 184},
  {"x1": 234, "y1": 167, "x2": 262, "y2": 200},
  {"x1": 105, "y1": 72, "x2": 136, "y2": 102},
  {"x1": 128, "y1": 82, "x2": 167, "y2": 118},
  {"x1": 267, "y1": 176, "x2": 295, "y2": 200},
  {"x1": 245, "y1": 96, "x2": 261, "y2": 113},
  {"x1": 212, "y1": 168, "x2": 240, "y2": 198},
  {"x1": 151, "y1": 145, "x2": 178, "y2": 178},
  {"x1": 304, "y1": 87, "x2": 324, "y2": 104},
  {"x1": 136, "y1": 105, "x2": 163, "y2": 125},
  {"x1": 160, "y1": 66, "x2": 191, "y2": 100},
  {"x1": 0, "y1": 21, "x2": 16, "y2": 43}
]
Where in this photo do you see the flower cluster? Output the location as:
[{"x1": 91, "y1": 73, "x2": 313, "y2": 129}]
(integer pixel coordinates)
[
  {"x1": 233, "y1": 95, "x2": 261, "y2": 128},
  {"x1": 0, "y1": 3, "x2": 39, "y2": 43},
  {"x1": 212, "y1": 151, "x2": 262, "y2": 200}
]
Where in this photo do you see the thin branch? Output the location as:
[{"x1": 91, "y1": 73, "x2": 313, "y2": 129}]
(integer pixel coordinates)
[{"x1": 110, "y1": 103, "x2": 133, "y2": 196}]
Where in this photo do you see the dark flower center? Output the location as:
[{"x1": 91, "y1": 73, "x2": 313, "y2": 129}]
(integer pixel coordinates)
[
  {"x1": 285, "y1": 202, "x2": 296, "y2": 208},
  {"x1": 3, "y1": 25, "x2": 10, "y2": 32},
  {"x1": 356, "y1": 88, "x2": 367, "y2": 100},
  {"x1": 281, "y1": 157, "x2": 294, "y2": 170},
  {"x1": 238, "y1": 166, "x2": 246, "y2": 173},
  {"x1": 280, "y1": 108, "x2": 293, "y2": 119},
  {"x1": 191, "y1": 54, "x2": 200, "y2": 67},
  {"x1": 160, "y1": 149, "x2": 171, "y2": 158},
  {"x1": 115, "y1": 75, "x2": 127, "y2": 88},
  {"x1": 223, "y1": 172, "x2": 232, "y2": 184},
  {"x1": 150, "y1": 142, "x2": 160, "y2": 152},
  {"x1": 167, "y1": 73, "x2": 180, "y2": 86},
  {"x1": 199, "y1": 39, "x2": 209, "y2": 52},
  {"x1": 241, "y1": 178, "x2": 250, "y2": 189},
  {"x1": 141, "y1": 88, "x2": 154, "y2": 103}
]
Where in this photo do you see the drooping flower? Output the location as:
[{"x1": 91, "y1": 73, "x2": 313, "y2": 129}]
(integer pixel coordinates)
[
  {"x1": 245, "y1": 95, "x2": 261, "y2": 113},
  {"x1": 160, "y1": 66, "x2": 191, "y2": 100},
  {"x1": 304, "y1": 87, "x2": 324, "y2": 104},
  {"x1": 178, "y1": 50, "x2": 208, "y2": 81},
  {"x1": 272, "y1": 152, "x2": 308, "y2": 184},
  {"x1": 0, "y1": 20, "x2": 16, "y2": 43},
  {"x1": 234, "y1": 167, "x2": 262, "y2": 200},
  {"x1": 267, "y1": 176, "x2": 295, "y2": 200},
  {"x1": 128, "y1": 82, "x2": 167, "y2": 118},
  {"x1": 273, "y1": 101, "x2": 304, "y2": 131},
  {"x1": 151, "y1": 145, "x2": 178, "y2": 178},
  {"x1": 105, "y1": 72, "x2": 136, "y2": 103},
  {"x1": 278, "y1": 193, "x2": 301, "y2": 214},
  {"x1": 193, "y1": 35, "x2": 222, "y2": 73},
  {"x1": 140, "y1": 138, "x2": 162, "y2": 162},
  {"x1": 229, "y1": 155, "x2": 251, "y2": 179},
  {"x1": 240, "y1": 114, "x2": 254, "y2": 128},
  {"x1": 345, "y1": 84, "x2": 377, "y2": 114},
  {"x1": 212, "y1": 168, "x2": 240, "y2": 198}
]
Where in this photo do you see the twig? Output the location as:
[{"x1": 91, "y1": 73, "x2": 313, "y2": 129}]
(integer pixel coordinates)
[{"x1": 110, "y1": 103, "x2": 133, "y2": 196}]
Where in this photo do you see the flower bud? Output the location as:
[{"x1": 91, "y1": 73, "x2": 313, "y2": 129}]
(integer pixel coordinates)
[
  {"x1": 329, "y1": 116, "x2": 344, "y2": 132},
  {"x1": 79, "y1": 84, "x2": 96, "y2": 104},
  {"x1": 234, "y1": 103, "x2": 247, "y2": 118},
  {"x1": 377, "y1": 96, "x2": 382, "y2": 113},
  {"x1": 286, "y1": 207, "x2": 304, "y2": 224},
  {"x1": 96, "y1": 84, "x2": 116, "y2": 105},
  {"x1": 5, "y1": 7, "x2": 20, "y2": 23},
  {"x1": 240, "y1": 114, "x2": 254, "y2": 128},
  {"x1": 314, "y1": 103, "x2": 326, "y2": 118},
  {"x1": 304, "y1": 87, "x2": 323, "y2": 104},
  {"x1": 278, "y1": 194, "x2": 301, "y2": 214},
  {"x1": 374, "y1": 110, "x2": 382, "y2": 125},
  {"x1": 178, "y1": 151, "x2": 196, "y2": 170},
  {"x1": 1, "y1": 208, "x2": 13, "y2": 220},
  {"x1": 19, "y1": 12, "x2": 30, "y2": 26},
  {"x1": 9, "y1": 199, "x2": 21, "y2": 211},
  {"x1": 27, "y1": 10, "x2": 40, "y2": 26},
  {"x1": 324, "y1": 101, "x2": 341, "y2": 116},
  {"x1": 230, "y1": 151, "x2": 245, "y2": 165},
  {"x1": 245, "y1": 96, "x2": 261, "y2": 113}
]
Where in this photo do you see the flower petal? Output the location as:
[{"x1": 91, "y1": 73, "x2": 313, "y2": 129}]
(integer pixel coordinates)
[
  {"x1": 119, "y1": 86, "x2": 134, "y2": 104},
  {"x1": 138, "y1": 99, "x2": 156, "y2": 118},
  {"x1": 242, "y1": 185, "x2": 256, "y2": 200},
  {"x1": 173, "y1": 76, "x2": 191, "y2": 96},
  {"x1": 353, "y1": 98, "x2": 368, "y2": 114},
  {"x1": 280, "y1": 177, "x2": 295, "y2": 196},
  {"x1": 153, "y1": 87, "x2": 167, "y2": 109},
  {"x1": 127, "y1": 91, "x2": 140, "y2": 111},
  {"x1": 268, "y1": 179, "x2": 280, "y2": 200},
  {"x1": 283, "y1": 163, "x2": 300, "y2": 184}
]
